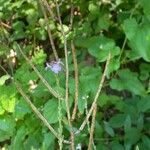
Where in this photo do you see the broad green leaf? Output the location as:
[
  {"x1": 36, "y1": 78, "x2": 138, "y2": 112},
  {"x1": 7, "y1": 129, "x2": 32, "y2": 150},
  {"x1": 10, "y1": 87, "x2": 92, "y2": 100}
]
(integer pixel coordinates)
[
  {"x1": 0, "y1": 75, "x2": 10, "y2": 85},
  {"x1": 109, "y1": 114, "x2": 126, "y2": 128},
  {"x1": 42, "y1": 132, "x2": 55, "y2": 150},
  {"x1": 0, "y1": 116, "x2": 16, "y2": 142},
  {"x1": 139, "y1": 0, "x2": 150, "y2": 20},
  {"x1": 104, "y1": 121, "x2": 115, "y2": 137},
  {"x1": 110, "y1": 69, "x2": 146, "y2": 96},
  {"x1": 125, "y1": 127, "x2": 141, "y2": 145},
  {"x1": 137, "y1": 95, "x2": 150, "y2": 112},
  {"x1": 123, "y1": 18, "x2": 138, "y2": 40},
  {"x1": 43, "y1": 100, "x2": 59, "y2": 124},
  {"x1": 95, "y1": 12, "x2": 110, "y2": 32},
  {"x1": 130, "y1": 25, "x2": 150, "y2": 62},
  {"x1": 111, "y1": 141, "x2": 124, "y2": 150},
  {"x1": 139, "y1": 63, "x2": 150, "y2": 80},
  {"x1": 75, "y1": 36, "x2": 120, "y2": 62},
  {"x1": 0, "y1": 85, "x2": 16, "y2": 113},
  {"x1": 14, "y1": 98, "x2": 31, "y2": 119},
  {"x1": 11, "y1": 126, "x2": 26, "y2": 150}
]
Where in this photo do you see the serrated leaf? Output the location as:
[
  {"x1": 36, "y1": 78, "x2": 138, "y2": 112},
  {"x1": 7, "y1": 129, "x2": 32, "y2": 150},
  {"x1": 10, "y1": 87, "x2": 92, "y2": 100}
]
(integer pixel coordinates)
[
  {"x1": 110, "y1": 69, "x2": 145, "y2": 96},
  {"x1": 43, "y1": 100, "x2": 59, "y2": 124}
]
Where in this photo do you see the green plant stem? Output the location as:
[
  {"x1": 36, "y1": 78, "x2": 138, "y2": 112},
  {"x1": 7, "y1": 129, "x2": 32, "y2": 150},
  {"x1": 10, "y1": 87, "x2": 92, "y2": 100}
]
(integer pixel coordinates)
[
  {"x1": 15, "y1": 81, "x2": 70, "y2": 144},
  {"x1": 55, "y1": 1, "x2": 75, "y2": 149},
  {"x1": 88, "y1": 104, "x2": 97, "y2": 150},
  {"x1": 71, "y1": 41, "x2": 79, "y2": 121},
  {"x1": 75, "y1": 53, "x2": 111, "y2": 135}
]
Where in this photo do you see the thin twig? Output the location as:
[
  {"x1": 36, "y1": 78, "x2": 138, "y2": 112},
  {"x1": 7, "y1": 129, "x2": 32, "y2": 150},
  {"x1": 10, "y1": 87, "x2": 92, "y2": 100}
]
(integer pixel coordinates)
[
  {"x1": 16, "y1": 44, "x2": 63, "y2": 100},
  {"x1": 88, "y1": 104, "x2": 97, "y2": 150},
  {"x1": 41, "y1": 0, "x2": 57, "y2": 21},
  {"x1": 71, "y1": 41, "x2": 79, "y2": 121},
  {"x1": 0, "y1": 20, "x2": 11, "y2": 29},
  {"x1": 39, "y1": 0, "x2": 59, "y2": 61},
  {"x1": 15, "y1": 81, "x2": 70, "y2": 144},
  {"x1": 55, "y1": 1, "x2": 75, "y2": 149},
  {"x1": 69, "y1": 0, "x2": 74, "y2": 30},
  {"x1": 75, "y1": 53, "x2": 111, "y2": 135}
]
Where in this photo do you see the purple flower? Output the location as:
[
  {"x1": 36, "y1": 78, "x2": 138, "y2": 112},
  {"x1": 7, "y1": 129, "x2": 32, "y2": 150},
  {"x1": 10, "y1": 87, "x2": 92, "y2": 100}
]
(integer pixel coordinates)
[{"x1": 46, "y1": 59, "x2": 63, "y2": 74}]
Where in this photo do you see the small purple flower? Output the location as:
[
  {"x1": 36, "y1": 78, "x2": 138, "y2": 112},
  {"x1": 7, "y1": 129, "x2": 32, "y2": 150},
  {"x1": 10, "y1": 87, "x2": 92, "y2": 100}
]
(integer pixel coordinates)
[{"x1": 46, "y1": 59, "x2": 63, "y2": 74}]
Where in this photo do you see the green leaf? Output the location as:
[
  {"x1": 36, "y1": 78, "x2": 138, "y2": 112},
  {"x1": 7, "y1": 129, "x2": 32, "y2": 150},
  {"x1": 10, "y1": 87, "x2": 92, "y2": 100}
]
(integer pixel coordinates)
[
  {"x1": 32, "y1": 49, "x2": 47, "y2": 65},
  {"x1": 137, "y1": 95, "x2": 150, "y2": 112},
  {"x1": 139, "y1": 0, "x2": 150, "y2": 20},
  {"x1": 124, "y1": 115, "x2": 131, "y2": 132},
  {"x1": 104, "y1": 121, "x2": 115, "y2": 137},
  {"x1": 75, "y1": 36, "x2": 120, "y2": 62},
  {"x1": 0, "y1": 116, "x2": 16, "y2": 142},
  {"x1": 0, "y1": 75, "x2": 10, "y2": 85},
  {"x1": 123, "y1": 18, "x2": 138, "y2": 40},
  {"x1": 111, "y1": 141, "x2": 124, "y2": 150},
  {"x1": 14, "y1": 98, "x2": 31, "y2": 119},
  {"x1": 110, "y1": 69, "x2": 146, "y2": 96},
  {"x1": 125, "y1": 127, "x2": 141, "y2": 145},
  {"x1": 139, "y1": 63, "x2": 150, "y2": 80},
  {"x1": 11, "y1": 126, "x2": 26, "y2": 150},
  {"x1": 43, "y1": 100, "x2": 59, "y2": 124},
  {"x1": 109, "y1": 114, "x2": 126, "y2": 128}
]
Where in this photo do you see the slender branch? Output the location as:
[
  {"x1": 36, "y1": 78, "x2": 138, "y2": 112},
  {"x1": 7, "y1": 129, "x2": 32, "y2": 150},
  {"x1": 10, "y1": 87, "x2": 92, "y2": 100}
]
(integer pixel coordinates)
[
  {"x1": 69, "y1": 0, "x2": 74, "y2": 30},
  {"x1": 75, "y1": 53, "x2": 111, "y2": 135},
  {"x1": 15, "y1": 81, "x2": 70, "y2": 144},
  {"x1": 16, "y1": 44, "x2": 63, "y2": 100},
  {"x1": 41, "y1": 0, "x2": 57, "y2": 21},
  {"x1": 55, "y1": 1, "x2": 74, "y2": 149},
  {"x1": 88, "y1": 104, "x2": 97, "y2": 150},
  {"x1": 0, "y1": 20, "x2": 11, "y2": 29},
  {"x1": 39, "y1": 0, "x2": 59, "y2": 61},
  {"x1": 71, "y1": 41, "x2": 79, "y2": 121}
]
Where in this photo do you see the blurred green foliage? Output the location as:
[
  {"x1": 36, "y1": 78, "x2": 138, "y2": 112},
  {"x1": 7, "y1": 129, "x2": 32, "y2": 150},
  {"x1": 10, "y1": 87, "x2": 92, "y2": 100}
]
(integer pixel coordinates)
[{"x1": 0, "y1": 0, "x2": 150, "y2": 149}]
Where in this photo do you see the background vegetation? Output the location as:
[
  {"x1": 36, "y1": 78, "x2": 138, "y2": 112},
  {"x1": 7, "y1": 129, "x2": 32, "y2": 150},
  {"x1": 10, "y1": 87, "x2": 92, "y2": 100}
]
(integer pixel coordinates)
[{"x1": 0, "y1": 0, "x2": 150, "y2": 149}]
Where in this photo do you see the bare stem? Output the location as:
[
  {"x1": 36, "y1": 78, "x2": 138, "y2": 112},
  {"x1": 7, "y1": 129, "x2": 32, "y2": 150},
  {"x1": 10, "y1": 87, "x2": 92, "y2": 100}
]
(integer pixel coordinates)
[
  {"x1": 71, "y1": 41, "x2": 79, "y2": 121},
  {"x1": 39, "y1": 0, "x2": 59, "y2": 61},
  {"x1": 15, "y1": 81, "x2": 70, "y2": 144},
  {"x1": 88, "y1": 104, "x2": 97, "y2": 150},
  {"x1": 75, "y1": 53, "x2": 111, "y2": 135},
  {"x1": 55, "y1": 1, "x2": 74, "y2": 149}
]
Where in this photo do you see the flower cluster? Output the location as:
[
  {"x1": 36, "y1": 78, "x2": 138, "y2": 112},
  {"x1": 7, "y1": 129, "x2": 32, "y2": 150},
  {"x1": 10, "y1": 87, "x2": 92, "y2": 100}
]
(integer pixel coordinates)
[{"x1": 46, "y1": 59, "x2": 63, "y2": 74}]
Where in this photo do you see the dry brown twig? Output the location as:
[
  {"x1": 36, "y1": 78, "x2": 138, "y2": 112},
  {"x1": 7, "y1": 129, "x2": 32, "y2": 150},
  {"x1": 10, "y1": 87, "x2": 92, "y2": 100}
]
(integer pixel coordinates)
[
  {"x1": 71, "y1": 41, "x2": 79, "y2": 121},
  {"x1": 55, "y1": 0, "x2": 75, "y2": 149},
  {"x1": 75, "y1": 53, "x2": 111, "y2": 135},
  {"x1": 88, "y1": 104, "x2": 97, "y2": 150},
  {"x1": 39, "y1": 0, "x2": 59, "y2": 61}
]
